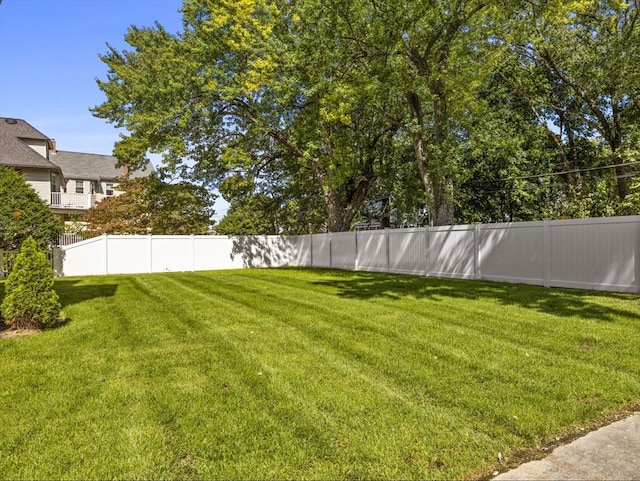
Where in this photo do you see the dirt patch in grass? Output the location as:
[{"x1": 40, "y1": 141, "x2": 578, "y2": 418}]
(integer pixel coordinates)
[{"x1": 0, "y1": 325, "x2": 41, "y2": 340}]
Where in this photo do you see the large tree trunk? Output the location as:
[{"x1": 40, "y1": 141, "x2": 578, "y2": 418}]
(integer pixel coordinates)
[
  {"x1": 313, "y1": 155, "x2": 375, "y2": 232},
  {"x1": 323, "y1": 173, "x2": 374, "y2": 232},
  {"x1": 406, "y1": 92, "x2": 455, "y2": 226},
  {"x1": 613, "y1": 152, "x2": 629, "y2": 200},
  {"x1": 403, "y1": 28, "x2": 457, "y2": 227}
]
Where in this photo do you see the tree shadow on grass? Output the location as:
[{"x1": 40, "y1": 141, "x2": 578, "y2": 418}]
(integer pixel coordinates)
[
  {"x1": 308, "y1": 269, "x2": 640, "y2": 322},
  {"x1": 0, "y1": 279, "x2": 117, "y2": 332},
  {"x1": 0, "y1": 279, "x2": 118, "y2": 309},
  {"x1": 54, "y1": 279, "x2": 118, "y2": 309}
]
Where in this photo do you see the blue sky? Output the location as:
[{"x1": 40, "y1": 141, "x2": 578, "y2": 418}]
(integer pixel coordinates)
[
  {"x1": 0, "y1": 0, "x2": 228, "y2": 219},
  {"x1": 0, "y1": 0, "x2": 183, "y2": 154}
]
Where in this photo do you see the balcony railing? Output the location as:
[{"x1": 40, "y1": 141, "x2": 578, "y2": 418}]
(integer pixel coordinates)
[{"x1": 50, "y1": 192, "x2": 106, "y2": 210}]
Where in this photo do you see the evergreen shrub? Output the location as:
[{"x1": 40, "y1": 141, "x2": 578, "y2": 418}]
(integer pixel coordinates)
[{"x1": 1, "y1": 237, "x2": 61, "y2": 329}]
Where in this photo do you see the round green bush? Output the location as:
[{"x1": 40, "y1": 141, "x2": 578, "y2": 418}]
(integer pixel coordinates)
[{"x1": 1, "y1": 237, "x2": 61, "y2": 329}]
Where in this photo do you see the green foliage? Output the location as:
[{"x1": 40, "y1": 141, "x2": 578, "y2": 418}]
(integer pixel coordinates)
[
  {"x1": 504, "y1": 0, "x2": 640, "y2": 210},
  {"x1": 83, "y1": 174, "x2": 215, "y2": 235},
  {"x1": 0, "y1": 237, "x2": 61, "y2": 329},
  {"x1": 92, "y1": 0, "x2": 403, "y2": 232},
  {"x1": 0, "y1": 166, "x2": 61, "y2": 250},
  {"x1": 215, "y1": 190, "x2": 326, "y2": 235},
  {"x1": 91, "y1": 0, "x2": 640, "y2": 229},
  {"x1": 215, "y1": 195, "x2": 278, "y2": 235}
]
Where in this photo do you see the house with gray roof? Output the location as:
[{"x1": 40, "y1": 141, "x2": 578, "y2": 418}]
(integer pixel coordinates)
[
  {"x1": 0, "y1": 117, "x2": 153, "y2": 221},
  {"x1": 0, "y1": 117, "x2": 64, "y2": 203}
]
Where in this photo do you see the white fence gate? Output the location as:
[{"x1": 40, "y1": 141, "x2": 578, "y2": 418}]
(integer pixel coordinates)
[{"x1": 59, "y1": 216, "x2": 640, "y2": 293}]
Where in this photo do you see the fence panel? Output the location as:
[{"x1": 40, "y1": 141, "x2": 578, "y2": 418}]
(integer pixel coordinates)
[
  {"x1": 330, "y1": 232, "x2": 357, "y2": 270},
  {"x1": 357, "y1": 230, "x2": 388, "y2": 272},
  {"x1": 289, "y1": 235, "x2": 312, "y2": 267},
  {"x1": 312, "y1": 234, "x2": 332, "y2": 268},
  {"x1": 60, "y1": 236, "x2": 108, "y2": 276},
  {"x1": 151, "y1": 236, "x2": 194, "y2": 273},
  {"x1": 479, "y1": 222, "x2": 546, "y2": 286},
  {"x1": 194, "y1": 236, "x2": 242, "y2": 271},
  {"x1": 388, "y1": 228, "x2": 426, "y2": 275},
  {"x1": 548, "y1": 217, "x2": 640, "y2": 292},
  {"x1": 428, "y1": 225, "x2": 476, "y2": 279},
  {"x1": 107, "y1": 236, "x2": 150, "y2": 274},
  {"x1": 260, "y1": 235, "x2": 295, "y2": 267}
]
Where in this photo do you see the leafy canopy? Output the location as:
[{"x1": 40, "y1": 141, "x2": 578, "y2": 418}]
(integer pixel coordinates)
[
  {"x1": 83, "y1": 174, "x2": 215, "y2": 236},
  {"x1": 92, "y1": 0, "x2": 640, "y2": 228},
  {"x1": 0, "y1": 166, "x2": 61, "y2": 250}
]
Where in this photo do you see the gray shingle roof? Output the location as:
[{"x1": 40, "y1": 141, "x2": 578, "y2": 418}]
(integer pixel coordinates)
[
  {"x1": 0, "y1": 116, "x2": 154, "y2": 181},
  {"x1": 50, "y1": 150, "x2": 154, "y2": 182},
  {"x1": 0, "y1": 117, "x2": 61, "y2": 171}
]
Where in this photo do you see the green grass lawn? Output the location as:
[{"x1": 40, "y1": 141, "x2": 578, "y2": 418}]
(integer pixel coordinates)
[{"x1": 0, "y1": 268, "x2": 639, "y2": 480}]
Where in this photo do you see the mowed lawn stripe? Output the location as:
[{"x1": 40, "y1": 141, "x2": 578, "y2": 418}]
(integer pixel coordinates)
[
  {"x1": 200, "y1": 271, "x2": 640, "y2": 445},
  {"x1": 150, "y1": 272, "x2": 511, "y2": 478},
  {"x1": 210, "y1": 270, "x2": 635, "y2": 412},
  {"x1": 150, "y1": 270, "x2": 635, "y2": 475},
  {"x1": 168, "y1": 270, "x2": 640, "y2": 435},
  {"x1": 0, "y1": 269, "x2": 639, "y2": 479},
  {"x1": 125, "y1": 274, "x2": 383, "y2": 479}
]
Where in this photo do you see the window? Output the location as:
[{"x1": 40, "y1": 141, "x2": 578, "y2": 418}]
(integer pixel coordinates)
[
  {"x1": 75, "y1": 180, "x2": 84, "y2": 194},
  {"x1": 51, "y1": 173, "x2": 60, "y2": 193},
  {"x1": 105, "y1": 183, "x2": 114, "y2": 196}
]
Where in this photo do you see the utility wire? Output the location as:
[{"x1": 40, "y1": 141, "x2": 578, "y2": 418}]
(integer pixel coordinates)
[
  {"x1": 473, "y1": 171, "x2": 640, "y2": 194},
  {"x1": 491, "y1": 161, "x2": 640, "y2": 183}
]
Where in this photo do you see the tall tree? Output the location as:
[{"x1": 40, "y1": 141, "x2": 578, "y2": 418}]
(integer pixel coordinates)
[
  {"x1": 455, "y1": 63, "x2": 559, "y2": 223},
  {"x1": 92, "y1": 0, "x2": 403, "y2": 232},
  {"x1": 508, "y1": 0, "x2": 640, "y2": 204},
  {"x1": 319, "y1": 0, "x2": 522, "y2": 225}
]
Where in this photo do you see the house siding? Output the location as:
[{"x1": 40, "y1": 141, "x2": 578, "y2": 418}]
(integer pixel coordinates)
[
  {"x1": 22, "y1": 168, "x2": 52, "y2": 204},
  {"x1": 21, "y1": 138, "x2": 48, "y2": 158}
]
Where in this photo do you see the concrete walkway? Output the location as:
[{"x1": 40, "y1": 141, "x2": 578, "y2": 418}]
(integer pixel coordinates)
[{"x1": 493, "y1": 412, "x2": 640, "y2": 480}]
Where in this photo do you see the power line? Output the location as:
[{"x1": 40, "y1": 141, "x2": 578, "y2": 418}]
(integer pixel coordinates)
[
  {"x1": 492, "y1": 161, "x2": 640, "y2": 183},
  {"x1": 473, "y1": 171, "x2": 640, "y2": 194}
]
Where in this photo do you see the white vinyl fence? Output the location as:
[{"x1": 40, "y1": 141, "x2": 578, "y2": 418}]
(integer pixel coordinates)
[
  {"x1": 61, "y1": 234, "x2": 295, "y2": 277},
  {"x1": 289, "y1": 215, "x2": 640, "y2": 293},
  {"x1": 59, "y1": 215, "x2": 640, "y2": 293}
]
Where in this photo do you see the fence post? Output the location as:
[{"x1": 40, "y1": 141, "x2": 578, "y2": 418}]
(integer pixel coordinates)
[
  {"x1": 424, "y1": 226, "x2": 430, "y2": 278},
  {"x1": 543, "y1": 219, "x2": 551, "y2": 287},
  {"x1": 309, "y1": 234, "x2": 314, "y2": 267},
  {"x1": 104, "y1": 234, "x2": 109, "y2": 275},
  {"x1": 329, "y1": 233, "x2": 333, "y2": 269},
  {"x1": 354, "y1": 230, "x2": 359, "y2": 271},
  {"x1": 474, "y1": 223, "x2": 481, "y2": 280}
]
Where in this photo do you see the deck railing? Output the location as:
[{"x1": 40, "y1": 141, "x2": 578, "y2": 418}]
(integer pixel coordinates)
[{"x1": 50, "y1": 193, "x2": 106, "y2": 210}]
